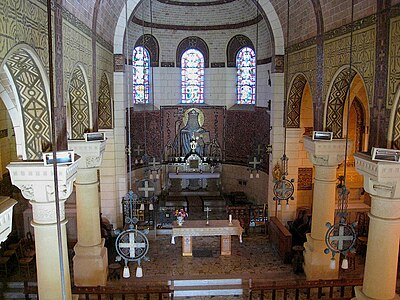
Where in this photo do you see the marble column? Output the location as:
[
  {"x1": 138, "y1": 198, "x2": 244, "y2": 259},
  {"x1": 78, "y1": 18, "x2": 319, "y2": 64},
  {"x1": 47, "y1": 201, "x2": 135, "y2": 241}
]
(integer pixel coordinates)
[
  {"x1": 7, "y1": 161, "x2": 78, "y2": 300},
  {"x1": 68, "y1": 140, "x2": 108, "y2": 286},
  {"x1": 303, "y1": 136, "x2": 350, "y2": 280},
  {"x1": 353, "y1": 153, "x2": 400, "y2": 300}
]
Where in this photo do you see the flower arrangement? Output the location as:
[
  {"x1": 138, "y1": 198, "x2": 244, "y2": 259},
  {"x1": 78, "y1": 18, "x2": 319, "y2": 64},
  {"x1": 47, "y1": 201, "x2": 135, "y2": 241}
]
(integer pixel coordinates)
[{"x1": 175, "y1": 208, "x2": 188, "y2": 218}]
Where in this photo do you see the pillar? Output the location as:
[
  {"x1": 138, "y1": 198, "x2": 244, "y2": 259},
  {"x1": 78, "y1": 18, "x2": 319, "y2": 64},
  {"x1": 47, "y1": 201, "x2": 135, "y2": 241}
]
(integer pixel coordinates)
[
  {"x1": 353, "y1": 153, "x2": 400, "y2": 300},
  {"x1": 68, "y1": 140, "x2": 108, "y2": 286},
  {"x1": 302, "y1": 136, "x2": 350, "y2": 280},
  {"x1": 7, "y1": 160, "x2": 78, "y2": 300}
]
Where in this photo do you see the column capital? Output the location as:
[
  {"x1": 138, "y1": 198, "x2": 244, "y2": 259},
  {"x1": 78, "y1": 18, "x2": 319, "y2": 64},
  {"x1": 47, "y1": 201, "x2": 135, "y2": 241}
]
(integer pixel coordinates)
[
  {"x1": 7, "y1": 160, "x2": 79, "y2": 202},
  {"x1": 68, "y1": 140, "x2": 106, "y2": 169},
  {"x1": 303, "y1": 136, "x2": 351, "y2": 166}
]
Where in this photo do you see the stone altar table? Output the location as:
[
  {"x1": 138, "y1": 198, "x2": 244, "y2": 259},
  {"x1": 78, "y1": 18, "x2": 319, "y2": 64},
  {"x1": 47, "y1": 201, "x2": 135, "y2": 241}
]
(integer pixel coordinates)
[{"x1": 171, "y1": 220, "x2": 243, "y2": 256}]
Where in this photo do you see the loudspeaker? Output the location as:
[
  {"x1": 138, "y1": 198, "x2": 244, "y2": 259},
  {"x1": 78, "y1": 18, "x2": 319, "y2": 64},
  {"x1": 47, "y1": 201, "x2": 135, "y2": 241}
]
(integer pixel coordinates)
[
  {"x1": 312, "y1": 131, "x2": 333, "y2": 141},
  {"x1": 371, "y1": 147, "x2": 400, "y2": 163}
]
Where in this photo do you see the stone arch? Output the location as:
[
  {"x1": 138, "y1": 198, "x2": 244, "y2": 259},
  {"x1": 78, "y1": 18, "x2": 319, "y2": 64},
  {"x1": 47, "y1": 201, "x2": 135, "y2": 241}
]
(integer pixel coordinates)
[
  {"x1": 286, "y1": 73, "x2": 310, "y2": 128},
  {"x1": 0, "y1": 44, "x2": 52, "y2": 160},
  {"x1": 67, "y1": 64, "x2": 92, "y2": 139},
  {"x1": 98, "y1": 73, "x2": 113, "y2": 129},
  {"x1": 389, "y1": 87, "x2": 400, "y2": 149},
  {"x1": 226, "y1": 35, "x2": 255, "y2": 67},
  {"x1": 324, "y1": 66, "x2": 359, "y2": 139}
]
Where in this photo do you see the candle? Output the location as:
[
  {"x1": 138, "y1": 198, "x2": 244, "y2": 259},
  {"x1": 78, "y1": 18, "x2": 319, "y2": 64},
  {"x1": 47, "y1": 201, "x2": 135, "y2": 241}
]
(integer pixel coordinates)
[{"x1": 229, "y1": 214, "x2": 232, "y2": 223}]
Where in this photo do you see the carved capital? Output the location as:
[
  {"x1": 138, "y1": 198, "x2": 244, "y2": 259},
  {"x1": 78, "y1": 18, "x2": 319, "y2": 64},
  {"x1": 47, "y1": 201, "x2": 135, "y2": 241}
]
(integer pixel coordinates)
[
  {"x1": 303, "y1": 136, "x2": 351, "y2": 167},
  {"x1": 68, "y1": 139, "x2": 106, "y2": 169}
]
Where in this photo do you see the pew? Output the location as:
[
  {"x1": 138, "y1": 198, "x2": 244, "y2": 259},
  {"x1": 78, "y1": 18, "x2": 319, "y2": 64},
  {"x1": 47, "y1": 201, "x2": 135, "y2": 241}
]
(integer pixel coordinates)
[{"x1": 268, "y1": 216, "x2": 292, "y2": 263}]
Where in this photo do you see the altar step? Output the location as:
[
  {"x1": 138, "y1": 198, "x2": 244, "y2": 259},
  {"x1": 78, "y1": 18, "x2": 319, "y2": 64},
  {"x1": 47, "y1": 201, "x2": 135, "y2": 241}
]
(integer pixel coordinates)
[{"x1": 171, "y1": 278, "x2": 243, "y2": 297}]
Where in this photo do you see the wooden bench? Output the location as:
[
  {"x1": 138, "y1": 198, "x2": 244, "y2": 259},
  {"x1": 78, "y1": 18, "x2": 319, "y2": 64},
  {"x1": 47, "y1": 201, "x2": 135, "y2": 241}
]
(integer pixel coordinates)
[{"x1": 268, "y1": 216, "x2": 292, "y2": 263}]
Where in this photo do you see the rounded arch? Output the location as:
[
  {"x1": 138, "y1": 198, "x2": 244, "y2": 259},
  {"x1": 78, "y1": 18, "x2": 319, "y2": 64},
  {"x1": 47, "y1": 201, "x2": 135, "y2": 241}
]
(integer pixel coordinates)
[
  {"x1": 113, "y1": 0, "x2": 284, "y2": 56},
  {"x1": 176, "y1": 36, "x2": 209, "y2": 68},
  {"x1": 388, "y1": 87, "x2": 400, "y2": 149},
  {"x1": 286, "y1": 73, "x2": 310, "y2": 128},
  {"x1": 67, "y1": 64, "x2": 92, "y2": 139},
  {"x1": 227, "y1": 35, "x2": 255, "y2": 67},
  {"x1": 134, "y1": 34, "x2": 159, "y2": 67},
  {"x1": 98, "y1": 72, "x2": 113, "y2": 129},
  {"x1": 0, "y1": 44, "x2": 52, "y2": 160}
]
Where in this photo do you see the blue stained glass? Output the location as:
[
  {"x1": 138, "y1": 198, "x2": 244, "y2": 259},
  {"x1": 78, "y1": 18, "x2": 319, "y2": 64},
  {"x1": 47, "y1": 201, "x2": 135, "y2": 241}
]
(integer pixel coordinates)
[
  {"x1": 133, "y1": 46, "x2": 150, "y2": 104},
  {"x1": 236, "y1": 47, "x2": 256, "y2": 104},
  {"x1": 181, "y1": 49, "x2": 204, "y2": 104}
]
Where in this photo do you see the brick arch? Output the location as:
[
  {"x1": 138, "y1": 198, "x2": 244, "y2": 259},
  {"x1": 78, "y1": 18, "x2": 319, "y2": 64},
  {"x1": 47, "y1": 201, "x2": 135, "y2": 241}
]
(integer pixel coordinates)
[
  {"x1": 176, "y1": 36, "x2": 209, "y2": 68},
  {"x1": 68, "y1": 65, "x2": 92, "y2": 139},
  {"x1": 226, "y1": 35, "x2": 255, "y2": 67},
  {"x1": 134, "y1": 34, "x2": 160, "y2": 67},
  {"x1": 324, "y1": 66, "x2": 357, "y2": 139},
  {"x1": 286, "y1": 73, "x2": 308, "y2": 128},
  {"x1": 0, "y1": 45, "x2": 51, "y2": 160},
  {"x1": 98, "y1": 73, "x2": 113, "y2": 129}
]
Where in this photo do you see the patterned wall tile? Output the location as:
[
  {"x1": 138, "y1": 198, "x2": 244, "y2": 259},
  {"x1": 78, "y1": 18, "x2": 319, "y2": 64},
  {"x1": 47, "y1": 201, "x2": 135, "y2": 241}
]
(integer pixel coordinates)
[
  {"x1": 98, "y1": 73, "x2": 112, "y2": 129},
  {"x1": 297, "y1": 167, "x2": 313, "y2": 190},
  {"x1": 388, "y1": 16, "x2": 400, "y2": 108},
  {"x1": 286, "y1": 74, "x2": 307, "y2": 128}
]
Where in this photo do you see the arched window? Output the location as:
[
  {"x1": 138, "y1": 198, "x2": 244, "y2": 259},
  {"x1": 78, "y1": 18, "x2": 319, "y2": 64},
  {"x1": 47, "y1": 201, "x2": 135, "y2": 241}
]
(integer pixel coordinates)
[
  {"x1": 236, "y1": 47, "x2": 256, "y2": 104},
  {"x1": 181, "y1": 49, "x2": 204, "y2": 104},
  {"x1": 133, "y1": 46, "x2": 150, "y2": 104}
]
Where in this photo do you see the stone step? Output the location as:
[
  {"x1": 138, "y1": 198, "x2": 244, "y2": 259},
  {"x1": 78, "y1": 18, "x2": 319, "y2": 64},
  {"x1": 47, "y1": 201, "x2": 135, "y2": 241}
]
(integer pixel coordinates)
[{"x1": 172, "y1": 278, "x2": 243, "y2": 298}]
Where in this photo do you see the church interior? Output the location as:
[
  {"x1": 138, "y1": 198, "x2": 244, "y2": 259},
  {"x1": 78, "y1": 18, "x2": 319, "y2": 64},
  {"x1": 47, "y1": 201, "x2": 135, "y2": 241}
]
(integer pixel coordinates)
[{"x1": 0, "y1": 0, "x2": 399, "y2": 299}]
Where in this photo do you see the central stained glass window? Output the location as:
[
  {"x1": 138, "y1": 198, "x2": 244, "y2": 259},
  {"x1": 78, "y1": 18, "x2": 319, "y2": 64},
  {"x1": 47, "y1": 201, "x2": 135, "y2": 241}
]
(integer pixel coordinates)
[
  {"x1": 236, "y1": 47, "x2": 256, "y2": 104},
  {"x1": 181, "y1": 49, "x2": 204, "y2": 104},
  {"x1": 133, "y1": 46, "x2": 150, "y2": 104}
]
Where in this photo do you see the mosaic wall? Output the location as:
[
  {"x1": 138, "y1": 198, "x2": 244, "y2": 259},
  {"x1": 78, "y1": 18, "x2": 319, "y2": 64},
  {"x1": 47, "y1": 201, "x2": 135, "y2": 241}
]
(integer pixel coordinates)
[
  {"x1": 393, "y1": 104, "x2": 400, "y2": 150},
  {"x1": 388, "y1": 15, "x2": 400, "y2": 109},
  {"x1": 0, "y1": 0, "x2": 49, "y2": 70},
  {"x1": 297, "y1": 167, "x2": 313, "y2": 190},
  {"x1": 69, "y1": 67, "x2": 90, "y2": 139},
  {"x1": 286, "y1": 74, "x2": 308, "y2": 128},
  {"x1": 324, "y1": 26, "x2": 376, "y2": 105},
  {"x1": 5, "y1": 49, "x2": 51, "y2": 159}
]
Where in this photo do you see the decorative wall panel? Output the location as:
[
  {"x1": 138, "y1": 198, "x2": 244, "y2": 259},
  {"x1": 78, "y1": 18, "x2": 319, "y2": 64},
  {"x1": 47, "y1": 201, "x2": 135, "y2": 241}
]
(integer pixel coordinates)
[
  {"x1": 393, "y1": 102, "x2": 400, "y2": 150},
  {"x1": 287, "y1": 46, "x2": 316, "y2": 100},
  {"x1": 5, "y1": 49, "x2": 51, "y2": 159},
  {"x1": 69, "y1": 67, "x2": 90, "y2": 139},
  {"x1": 286, "y1": 74, "x2": 307, "y2": 128},
  {"x1": 325, "y1": 68, "x2": 357, "y2": 139},
  {"x1": 0, "y1": 0, "x2": 49, "y2": 70},
  {"x1": 297, "y1": 168, "x2": 313, "y2": 190},
  {"x1": 62, "y1": 20, "x2": 92, "y2": 103},
  {"x1": 388, "y1": 16, "x2": 400, "y2": 108},
  {"x1": 98, "y1": 73, "x2": 112, "y2": 129},
  {"x1": 324, "y1": 26, "x2": 375, "y2": 105}
]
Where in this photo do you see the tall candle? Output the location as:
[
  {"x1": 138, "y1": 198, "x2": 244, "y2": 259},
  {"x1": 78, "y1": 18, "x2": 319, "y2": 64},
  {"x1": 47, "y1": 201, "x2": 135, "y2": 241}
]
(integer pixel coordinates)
[{"x1": 229, "y1": 214, "x2": 232, "y2": 223}]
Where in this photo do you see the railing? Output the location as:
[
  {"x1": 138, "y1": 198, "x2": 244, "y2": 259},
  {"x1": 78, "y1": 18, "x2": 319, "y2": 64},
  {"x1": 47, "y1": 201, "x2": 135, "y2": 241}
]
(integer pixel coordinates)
[
  {"x1": 249, "y1": 278, "x2": 363, "y2": 300},
  {"x1": 24, "y1": 282, "x2": 174, "y2": 300}
]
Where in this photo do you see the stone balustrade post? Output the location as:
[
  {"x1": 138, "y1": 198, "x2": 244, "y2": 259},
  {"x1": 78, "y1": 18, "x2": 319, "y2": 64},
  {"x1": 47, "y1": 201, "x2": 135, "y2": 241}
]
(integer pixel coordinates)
[
  {"x1": 302, "y1": 136, "x2": 350, "y2": 280},
  {"x1": 68, "y1": 139, "x2": 108, "y2": 286},
  {"x1": 353, "y1": 153, "x2": 400, "y2": 300},
  {"x1": 7, "y1": 160, "x2": 78, "y2": 300}
]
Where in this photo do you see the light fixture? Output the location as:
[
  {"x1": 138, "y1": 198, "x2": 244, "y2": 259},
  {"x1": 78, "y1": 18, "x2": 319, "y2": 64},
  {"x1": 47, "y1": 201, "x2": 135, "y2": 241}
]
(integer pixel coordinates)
[
  {"x1": 136, "y1": 265, "x2": 143, "y2": 278},
  {"x1": 250, "y1": 171, "x2": 254, "y2": 179},
  {"x1": 123, "y1": 263, "x2": 130, "y2": 278},
  {"x1": 140, "y1": 203, "x2": 145, "y2": 211},
  {"x1": 256, "y1": 170, "x2": 259, "y2": 178},
  {"x1": 341, "y1": 257, "x2": 349, "y2": 270},
  {"x1": 149, "y1": 203, "x2": 154, "y2": 211},
  {"x1": 329, "y1": 257, "x2": 336, "y2": 270}
]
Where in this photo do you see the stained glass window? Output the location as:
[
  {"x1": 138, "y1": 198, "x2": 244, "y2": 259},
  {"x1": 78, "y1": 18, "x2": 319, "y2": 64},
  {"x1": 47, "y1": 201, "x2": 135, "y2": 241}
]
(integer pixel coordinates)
[
  {"x1": 236, "y1": 47, "x2": 256, "y2": 104},
  {"x1": 133, "y1": 46, "x2": 150, "y2": 104},
  {"x1": 181, "y1": 49, "x2": 204, "y2": 104}
]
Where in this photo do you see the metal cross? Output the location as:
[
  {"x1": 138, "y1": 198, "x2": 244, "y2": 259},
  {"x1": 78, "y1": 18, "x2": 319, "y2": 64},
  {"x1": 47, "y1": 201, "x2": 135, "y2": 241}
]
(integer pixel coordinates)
[
  {"x1": 119, "y1": 232, "x2": 146, "y2": 259},
  {"x1": 149, "y1": 157, "x2": 160, "y2": 169},
  {"x1": 138, "y1": 180, "x2": 155, "y2": 197},
  {"x1": 256, "y1": 144, "x2": 263, "y2": 156},
  {"x1": 204, "y1": 207, "x2": 212, "y2": 225},
  {"x1": 249, "y1": 156, "x2": 262, "y2": 169},
  {"x1": 330, "y1": 225, "x2": 354, "y2": 250},
  {"x1": 134, "y1": 145, "x2": 143, "y2": 156}
]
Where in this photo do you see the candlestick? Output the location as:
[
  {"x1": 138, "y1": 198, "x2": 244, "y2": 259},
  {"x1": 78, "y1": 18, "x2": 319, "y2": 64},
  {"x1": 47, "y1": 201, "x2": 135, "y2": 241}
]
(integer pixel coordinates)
[{"x1": 229, "y1": 214, "x2": 232, "y2": 224}]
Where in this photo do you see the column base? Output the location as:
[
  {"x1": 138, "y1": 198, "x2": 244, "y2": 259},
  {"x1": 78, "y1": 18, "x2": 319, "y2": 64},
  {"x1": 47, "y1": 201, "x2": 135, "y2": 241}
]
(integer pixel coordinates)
[
  {"x1": 73, "y1": 239, "x2": 108, "y2": 286},
  {"x1": 303, "y1": 234, "x2": 339, "y2": 280},
  {"x1": 353, "y1": 286, "x2": 400, "y2": 300}
]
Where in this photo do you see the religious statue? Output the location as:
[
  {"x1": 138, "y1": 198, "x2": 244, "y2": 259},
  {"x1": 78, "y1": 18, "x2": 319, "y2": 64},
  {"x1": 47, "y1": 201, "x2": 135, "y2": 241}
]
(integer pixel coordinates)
[{"x1": 175, "y1": 108, "x2": 210, "y2": 157}]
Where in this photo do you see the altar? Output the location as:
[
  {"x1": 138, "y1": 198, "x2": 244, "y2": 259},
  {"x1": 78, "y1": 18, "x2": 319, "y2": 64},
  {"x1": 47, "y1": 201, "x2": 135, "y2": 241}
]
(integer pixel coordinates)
[{"x1": 171, "y1": 220, "x2": 243, "y2": 256}]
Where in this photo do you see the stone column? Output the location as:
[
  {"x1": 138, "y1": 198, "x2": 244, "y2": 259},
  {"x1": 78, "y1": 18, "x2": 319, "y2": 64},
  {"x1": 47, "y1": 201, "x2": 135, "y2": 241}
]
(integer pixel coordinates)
[
  {"x1": 68, "y1": 140, "x2": 108, "y2": 286},
  {"x1": 353, "y1": 153, "x2": 400, "y2": 300},
  {"x1": 303, "y1": 136, "x2": 350, "y2": 280},
  {"x1": 7, "y1": 160, "x2": 78, "y2": 300}
]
